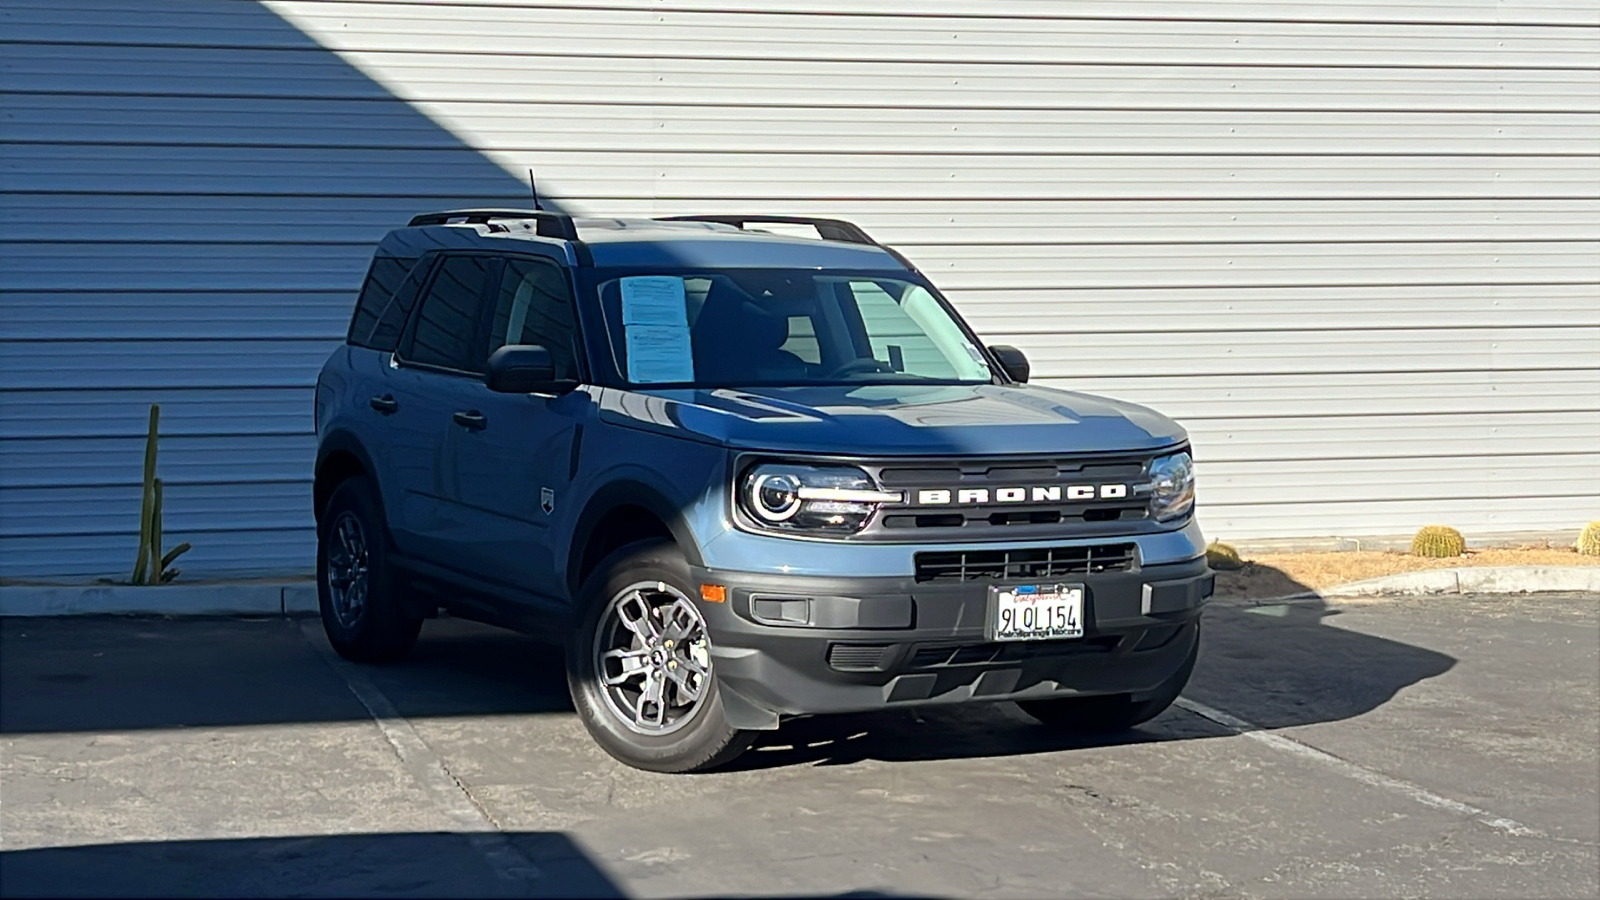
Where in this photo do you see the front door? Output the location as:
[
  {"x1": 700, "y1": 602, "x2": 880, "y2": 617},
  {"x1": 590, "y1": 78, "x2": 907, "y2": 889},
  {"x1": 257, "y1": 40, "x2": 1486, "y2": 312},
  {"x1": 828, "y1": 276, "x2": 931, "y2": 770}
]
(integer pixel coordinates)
[{"x1": 438, "y1": 254, "x2": 584, "y2": 604}]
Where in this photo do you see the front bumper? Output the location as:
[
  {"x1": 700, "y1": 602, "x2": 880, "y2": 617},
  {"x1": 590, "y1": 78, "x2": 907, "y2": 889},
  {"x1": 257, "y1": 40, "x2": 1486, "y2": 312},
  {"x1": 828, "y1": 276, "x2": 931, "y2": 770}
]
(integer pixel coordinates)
[{"x1": 692, "y1": 555, "x2": 1213, "y2": 729}]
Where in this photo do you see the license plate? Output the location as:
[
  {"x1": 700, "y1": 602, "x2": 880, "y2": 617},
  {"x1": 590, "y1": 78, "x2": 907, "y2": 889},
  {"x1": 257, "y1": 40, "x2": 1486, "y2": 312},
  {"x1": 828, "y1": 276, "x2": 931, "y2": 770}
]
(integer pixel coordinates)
[{"x1": 988, "y1": 583, "x2": 1084, "y2": 642}]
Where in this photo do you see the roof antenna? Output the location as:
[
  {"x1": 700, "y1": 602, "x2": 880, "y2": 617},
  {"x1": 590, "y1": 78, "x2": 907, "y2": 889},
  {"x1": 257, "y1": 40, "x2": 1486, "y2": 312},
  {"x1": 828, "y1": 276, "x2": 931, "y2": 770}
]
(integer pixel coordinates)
[{"x1": 528, "y1": 168, "x2": 541, "y2": 210}]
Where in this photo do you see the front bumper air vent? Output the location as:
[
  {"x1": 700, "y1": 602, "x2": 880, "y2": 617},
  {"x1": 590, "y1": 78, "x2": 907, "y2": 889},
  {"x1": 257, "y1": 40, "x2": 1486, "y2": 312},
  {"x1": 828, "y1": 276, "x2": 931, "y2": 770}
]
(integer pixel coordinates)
[{"x1": 913, "y1": 543, "x2": 1138, "y2": 584}]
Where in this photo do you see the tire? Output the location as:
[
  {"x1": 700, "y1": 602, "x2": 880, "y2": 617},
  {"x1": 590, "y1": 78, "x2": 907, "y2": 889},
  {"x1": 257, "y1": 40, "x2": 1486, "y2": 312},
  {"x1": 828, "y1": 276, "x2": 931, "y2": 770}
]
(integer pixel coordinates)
[
  {"x1": 317, "y1": 475, "x2": 422, "y2": 663},
  {"x1": 566, "y1": 539, "x2": 754, "y2": 773},
  {"x1": 1017, "y1": 622, "x2": 1199, "y2": 733}
]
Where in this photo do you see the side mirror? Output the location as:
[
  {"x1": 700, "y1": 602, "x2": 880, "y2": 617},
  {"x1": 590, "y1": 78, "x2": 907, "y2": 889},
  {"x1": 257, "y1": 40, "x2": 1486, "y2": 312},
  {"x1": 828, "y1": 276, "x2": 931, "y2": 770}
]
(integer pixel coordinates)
[
  {"x1": 484, "y1": 344, "x2": 570, "y2": 394},
  {"x1": 988, "y1": 344, "x2": 1030, "y2": 384}
]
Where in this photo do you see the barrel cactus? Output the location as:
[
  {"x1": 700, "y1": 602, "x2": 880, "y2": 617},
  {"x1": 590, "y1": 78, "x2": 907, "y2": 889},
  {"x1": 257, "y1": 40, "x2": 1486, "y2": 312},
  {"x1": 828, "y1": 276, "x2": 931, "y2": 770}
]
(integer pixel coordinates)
[
  {"x1": 1205, "y1": 540, "x2": 1247, "y2": 571},
  {"x1": 1411, "y1": 525, "x2": 1466, "y2": 558},
  {"x1": 1579, "y1": 521, "x2": 1600, "y2": 557}
]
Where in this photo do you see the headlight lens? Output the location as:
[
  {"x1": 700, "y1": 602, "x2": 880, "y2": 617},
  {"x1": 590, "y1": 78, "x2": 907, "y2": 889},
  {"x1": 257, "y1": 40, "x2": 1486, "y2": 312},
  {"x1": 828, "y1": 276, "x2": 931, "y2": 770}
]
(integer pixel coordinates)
[
  {"x1": 1148, "y1": 452, "x2": 1195, "y2": 521},
  {"x1": 740, "y1": 464, "x2": 901, "y2": 534}
]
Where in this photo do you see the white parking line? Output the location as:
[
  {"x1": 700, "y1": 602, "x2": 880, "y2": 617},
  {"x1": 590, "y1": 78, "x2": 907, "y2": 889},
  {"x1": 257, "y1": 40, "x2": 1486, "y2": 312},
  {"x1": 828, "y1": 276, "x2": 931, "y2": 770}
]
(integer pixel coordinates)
[
  {"x1": 1175, "y1": 697, "x2": 1542, "y2": 838},
  {"x1": 299, "y1": 621, "x2": 544, "y2": 886}
]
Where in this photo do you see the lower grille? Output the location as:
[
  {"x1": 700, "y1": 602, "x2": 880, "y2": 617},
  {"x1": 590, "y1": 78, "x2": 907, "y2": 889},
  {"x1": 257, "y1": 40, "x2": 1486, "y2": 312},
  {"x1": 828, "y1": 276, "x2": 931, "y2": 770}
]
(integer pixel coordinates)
[
  {"x1": 826, "y1": 643, "x2": 894, "y2": 672},
  {"x1": 909, "y1": 636, "x2": 1122, "y2": 668},
  {"x1": 913, "y1": 543, "x2": 1137, "y2": 583}
]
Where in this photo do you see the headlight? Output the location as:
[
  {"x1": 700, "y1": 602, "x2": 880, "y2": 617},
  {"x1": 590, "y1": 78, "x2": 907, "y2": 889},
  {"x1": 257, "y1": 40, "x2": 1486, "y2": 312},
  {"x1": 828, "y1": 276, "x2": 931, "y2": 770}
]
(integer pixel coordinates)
[
  {"x1": 1148, "y1": 451, "x2": 1195, "y2": 521},
  {"x1": 740, "y1": 463, "x2": 902, "y2": 534}
]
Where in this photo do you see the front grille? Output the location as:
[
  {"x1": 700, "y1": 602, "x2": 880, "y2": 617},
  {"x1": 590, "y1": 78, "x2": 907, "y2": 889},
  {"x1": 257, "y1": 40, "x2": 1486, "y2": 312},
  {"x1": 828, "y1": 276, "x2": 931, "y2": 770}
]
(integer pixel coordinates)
[
  {"x1": 853, "y1": 452, "x2": 1168, "y2": 539},
  {"x1": 913, "y1": 543, "x2": 1138, "y2": 583}
]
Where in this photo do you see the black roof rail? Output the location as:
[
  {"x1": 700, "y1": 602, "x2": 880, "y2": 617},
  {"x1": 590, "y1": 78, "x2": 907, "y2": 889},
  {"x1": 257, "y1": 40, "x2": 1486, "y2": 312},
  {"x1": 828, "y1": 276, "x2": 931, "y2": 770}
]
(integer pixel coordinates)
[
  {"x1": 407, "y1": 208, "x2": 578, "y2": 241},
  {"x1": 655, "y1": 215, "x2": 878, "y2": 246}
]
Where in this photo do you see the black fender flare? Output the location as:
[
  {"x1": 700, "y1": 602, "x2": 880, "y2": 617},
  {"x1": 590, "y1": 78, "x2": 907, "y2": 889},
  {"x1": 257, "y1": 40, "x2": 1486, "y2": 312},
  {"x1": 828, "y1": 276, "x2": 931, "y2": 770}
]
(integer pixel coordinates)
[
  {"x1": 313, "y1": 429, "x2": 382, "y2": 523},
  {"x1": 564, "y1": 478, "x2": 707, "y2": 594}
]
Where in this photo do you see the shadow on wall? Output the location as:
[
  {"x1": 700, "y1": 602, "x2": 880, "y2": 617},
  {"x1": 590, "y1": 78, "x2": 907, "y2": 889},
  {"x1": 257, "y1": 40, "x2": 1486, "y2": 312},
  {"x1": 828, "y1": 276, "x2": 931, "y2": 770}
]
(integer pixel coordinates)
[{"x1": 0, "y1": 0, "x2": 546, "y2": 580}]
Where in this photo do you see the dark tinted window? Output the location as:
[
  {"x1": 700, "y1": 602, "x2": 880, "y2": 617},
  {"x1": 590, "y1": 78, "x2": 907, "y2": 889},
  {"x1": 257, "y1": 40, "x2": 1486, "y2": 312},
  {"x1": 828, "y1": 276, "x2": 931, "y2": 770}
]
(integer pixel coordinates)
[
  {"x1": 488, "y1": 258, "x2": 579, "y2": 379},
  {"x1": 404, "y1": 255, "x2": 491, "y2": 372},
  {"x1": 346, "y1": 256, "x2": 417, "y2": 350}
]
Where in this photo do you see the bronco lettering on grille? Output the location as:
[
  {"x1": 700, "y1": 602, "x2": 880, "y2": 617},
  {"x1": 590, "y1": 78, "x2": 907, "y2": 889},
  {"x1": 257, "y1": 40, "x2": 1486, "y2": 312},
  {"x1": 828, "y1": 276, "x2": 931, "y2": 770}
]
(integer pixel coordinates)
[{"x1": 915, "y1": 484, "x2": 1128, "y2": 506}]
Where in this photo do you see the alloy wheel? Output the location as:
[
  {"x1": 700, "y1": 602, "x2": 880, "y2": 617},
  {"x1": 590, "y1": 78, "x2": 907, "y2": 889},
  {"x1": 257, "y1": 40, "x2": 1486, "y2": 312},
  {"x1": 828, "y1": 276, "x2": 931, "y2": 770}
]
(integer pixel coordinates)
[
  {"x1": 593, "y1": 581, "x2": 713, "y2": 735},
  {"x1": 326, "y1": 511, "x2": 370, "y2": 629}
]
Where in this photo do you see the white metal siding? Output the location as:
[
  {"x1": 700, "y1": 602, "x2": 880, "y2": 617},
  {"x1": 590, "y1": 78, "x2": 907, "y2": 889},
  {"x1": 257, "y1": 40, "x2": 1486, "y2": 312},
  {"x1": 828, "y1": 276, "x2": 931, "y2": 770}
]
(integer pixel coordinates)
[{"x1": 1, "y1": 0, "x2": 1596, "y2": 579}]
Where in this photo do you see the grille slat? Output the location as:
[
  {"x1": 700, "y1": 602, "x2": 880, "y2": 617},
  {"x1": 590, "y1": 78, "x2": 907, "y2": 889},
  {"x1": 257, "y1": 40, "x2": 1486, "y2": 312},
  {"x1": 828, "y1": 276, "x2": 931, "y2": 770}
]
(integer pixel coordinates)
[
  {"x1": 914, "y1": 543, "x2": 1137, "y2": 584},
  {"x1": 827, "y1": 643, "x2": 894, "y2": 672},
  {"x1": 865, "y1": 453, "x2": 1158, "y2": 537},
  {"x1": 908, "y1": 636, "x2": 1122, "y2": 668}
]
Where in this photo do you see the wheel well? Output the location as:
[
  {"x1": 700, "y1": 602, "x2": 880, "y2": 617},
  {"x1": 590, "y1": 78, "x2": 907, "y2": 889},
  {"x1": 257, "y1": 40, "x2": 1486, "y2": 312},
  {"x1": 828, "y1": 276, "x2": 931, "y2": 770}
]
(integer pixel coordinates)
[
  {"x1": 573, "y1": 504, "x2": 674, "y2": 595},
  {"x1": 314, "y1": 451, "x2": 366, "y2": 523}
]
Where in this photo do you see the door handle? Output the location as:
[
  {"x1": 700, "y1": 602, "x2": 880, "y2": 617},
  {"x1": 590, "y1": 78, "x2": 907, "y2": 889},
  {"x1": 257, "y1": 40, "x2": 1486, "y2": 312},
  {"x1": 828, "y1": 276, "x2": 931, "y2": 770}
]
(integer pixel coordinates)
[
  {"x1": 452, "y1": 410, "x2": 488, "y2": 431},
  {"x1": 369, "y1": 394, "x2": 398, "y2": 415}
]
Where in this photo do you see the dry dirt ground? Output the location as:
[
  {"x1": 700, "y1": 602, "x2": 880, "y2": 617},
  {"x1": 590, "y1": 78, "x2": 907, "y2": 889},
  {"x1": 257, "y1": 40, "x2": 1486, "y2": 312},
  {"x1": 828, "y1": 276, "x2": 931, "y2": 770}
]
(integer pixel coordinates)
[{"x1": 1215, "y1": 545, "x2": 1600, "y2": 600}]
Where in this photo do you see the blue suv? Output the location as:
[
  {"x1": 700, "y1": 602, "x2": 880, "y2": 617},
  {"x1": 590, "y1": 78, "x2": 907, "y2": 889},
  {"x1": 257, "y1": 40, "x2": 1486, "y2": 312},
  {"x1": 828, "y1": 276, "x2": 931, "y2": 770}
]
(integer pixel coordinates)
[{"x1": 314, "y1": 211, "x2": 1212, "y2": 772}]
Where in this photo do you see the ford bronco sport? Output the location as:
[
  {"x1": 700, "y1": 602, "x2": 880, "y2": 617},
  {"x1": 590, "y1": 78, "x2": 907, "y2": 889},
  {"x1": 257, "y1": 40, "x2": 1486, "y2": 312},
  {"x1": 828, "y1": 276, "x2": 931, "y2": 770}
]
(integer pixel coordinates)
[{"x1": 314, "y1": 210, "x2": 1212, "y2": 772}]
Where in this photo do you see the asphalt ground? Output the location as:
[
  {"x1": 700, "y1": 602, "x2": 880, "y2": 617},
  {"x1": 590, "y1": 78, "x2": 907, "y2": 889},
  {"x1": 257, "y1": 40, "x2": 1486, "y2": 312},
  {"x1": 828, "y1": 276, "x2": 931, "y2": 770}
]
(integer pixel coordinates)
[{"x1": 1, "y1": 593, "x2": 1595, "y2": 899}]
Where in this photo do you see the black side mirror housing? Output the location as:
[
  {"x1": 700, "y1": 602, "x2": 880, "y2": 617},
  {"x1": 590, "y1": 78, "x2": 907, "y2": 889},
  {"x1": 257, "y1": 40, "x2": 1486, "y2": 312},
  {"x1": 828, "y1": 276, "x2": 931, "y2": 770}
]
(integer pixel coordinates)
[
  {"x1": 484, "y1": 344, "x2": 571, "y2": 394},
  {"x1": 988, "y1": 344, "x2": 1030, "y2": 384}
]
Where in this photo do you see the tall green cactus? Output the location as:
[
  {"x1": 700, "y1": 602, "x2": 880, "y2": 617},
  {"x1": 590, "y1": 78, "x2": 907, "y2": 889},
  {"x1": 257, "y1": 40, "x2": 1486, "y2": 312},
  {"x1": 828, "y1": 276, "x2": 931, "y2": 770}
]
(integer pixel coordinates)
[{"x1": 130, "y1": 404, "x2": 191, "y2": 584}]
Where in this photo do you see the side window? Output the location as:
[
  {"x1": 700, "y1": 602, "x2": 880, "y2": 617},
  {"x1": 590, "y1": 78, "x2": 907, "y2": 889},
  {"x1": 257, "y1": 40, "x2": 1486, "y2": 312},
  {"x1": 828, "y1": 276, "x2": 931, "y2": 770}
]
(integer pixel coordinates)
[
  {"x1": 402, "y1": 255, "x2": 492, "y2": 372},
  {"x1": 488, "y1": 257, "x2": 579, "y2": 380},
  {"x1": 347, "y1": 256, "x2": 418, "y2": 350}
]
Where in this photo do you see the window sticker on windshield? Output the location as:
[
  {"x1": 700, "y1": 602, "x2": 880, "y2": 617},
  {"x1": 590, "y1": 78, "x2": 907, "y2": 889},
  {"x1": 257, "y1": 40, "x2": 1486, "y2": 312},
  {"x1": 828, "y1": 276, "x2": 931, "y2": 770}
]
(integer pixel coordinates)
[{"x1": 620, "y1": 276, "x2": 694, "y2": 383}]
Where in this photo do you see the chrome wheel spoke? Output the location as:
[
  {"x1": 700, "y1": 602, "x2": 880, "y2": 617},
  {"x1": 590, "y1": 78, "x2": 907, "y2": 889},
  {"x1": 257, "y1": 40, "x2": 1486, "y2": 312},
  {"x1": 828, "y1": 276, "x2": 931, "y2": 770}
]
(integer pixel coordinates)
[
  {"x1": 664, "y1": 662, "x2": 704, "y2": 703},
  {"x1": 661, "y1": 598, "x2": 701, "y2": 644},
  {"x1": 616, "y1": 592, "x2": 660, "y2": 642},
  {"x1": 601, "y1": 647, "x2": 651, "y2": 686},
  {"x1": 637, "y1": 674, "x2": 667, "y2": 728}
]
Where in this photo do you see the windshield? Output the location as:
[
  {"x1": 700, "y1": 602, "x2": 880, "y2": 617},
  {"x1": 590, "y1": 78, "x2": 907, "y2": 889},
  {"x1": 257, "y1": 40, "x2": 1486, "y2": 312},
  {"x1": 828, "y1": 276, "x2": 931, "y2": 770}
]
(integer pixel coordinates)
[{"x1": 591, "y1": 268, "x2": 995, "y2": 388}]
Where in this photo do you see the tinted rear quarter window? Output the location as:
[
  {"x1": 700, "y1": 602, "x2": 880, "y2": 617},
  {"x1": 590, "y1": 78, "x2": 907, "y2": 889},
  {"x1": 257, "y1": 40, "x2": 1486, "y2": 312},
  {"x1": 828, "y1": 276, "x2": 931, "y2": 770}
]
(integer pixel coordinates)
[{"x1": 347, "y1": 256, "x2": 418, "y2": 350}]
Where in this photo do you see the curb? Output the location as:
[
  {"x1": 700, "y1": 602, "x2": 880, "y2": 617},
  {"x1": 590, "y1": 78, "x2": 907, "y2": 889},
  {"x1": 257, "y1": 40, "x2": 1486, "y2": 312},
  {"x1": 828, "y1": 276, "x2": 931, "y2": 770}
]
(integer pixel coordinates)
[
  {"x1": 0, "y1": 582, "x2": 319, "y2": 617},
  {"x1": 1237, "y1": 565, "x2": 1600, "y2": 605}
]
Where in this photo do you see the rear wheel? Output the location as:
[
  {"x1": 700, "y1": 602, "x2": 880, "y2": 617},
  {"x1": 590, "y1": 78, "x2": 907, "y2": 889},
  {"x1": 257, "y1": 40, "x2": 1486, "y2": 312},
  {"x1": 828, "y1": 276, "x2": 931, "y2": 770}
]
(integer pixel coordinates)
[
  {"x1": 567, "y1": 540, "x2": 753, "y2": 772},
  {"x1": 1017, "y1": 623, "x2": 1199, "y2": 732},
  {"x1": 317, "y1": 476, "x2": 421, "y2": 663}
]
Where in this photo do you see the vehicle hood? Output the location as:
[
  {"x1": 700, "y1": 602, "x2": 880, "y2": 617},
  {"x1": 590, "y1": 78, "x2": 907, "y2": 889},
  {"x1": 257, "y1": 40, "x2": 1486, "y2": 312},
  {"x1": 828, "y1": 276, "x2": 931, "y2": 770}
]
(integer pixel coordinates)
[{"x1": 597, "y1": 383, "x2": 1186, "y2": 456}]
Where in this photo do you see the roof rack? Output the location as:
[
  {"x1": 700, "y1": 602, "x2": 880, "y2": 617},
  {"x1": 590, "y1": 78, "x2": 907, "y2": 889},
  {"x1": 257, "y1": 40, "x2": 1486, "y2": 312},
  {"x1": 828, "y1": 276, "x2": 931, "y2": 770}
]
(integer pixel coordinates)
[
  {"x1": 655, "y1": 215, "x2": 878, "y2": 246},
  {"x1": 407, "y1": 209, "x2": 578, "y2": 241}
]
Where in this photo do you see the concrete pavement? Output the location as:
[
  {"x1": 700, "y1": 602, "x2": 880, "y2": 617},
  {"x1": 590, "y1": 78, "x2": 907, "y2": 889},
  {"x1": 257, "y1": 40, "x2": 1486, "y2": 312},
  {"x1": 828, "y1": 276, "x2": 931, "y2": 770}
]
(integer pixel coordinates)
[{"x1": 1, "y1": 593, "x2": 1595, "y2": 898}]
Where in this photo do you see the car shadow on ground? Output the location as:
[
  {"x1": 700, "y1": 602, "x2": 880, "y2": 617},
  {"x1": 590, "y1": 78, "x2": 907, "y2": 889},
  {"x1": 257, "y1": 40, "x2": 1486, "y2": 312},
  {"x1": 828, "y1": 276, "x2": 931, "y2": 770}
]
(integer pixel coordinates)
[
  {"x1": 0, "y1": 832, "x2": 944, "y2": 899},
  {"x1": 1, "y1": 564, "x2": 1455, "y2": 771},
  {"x1": 0, "y1": 830, "x2": 617, "y2": 899}
]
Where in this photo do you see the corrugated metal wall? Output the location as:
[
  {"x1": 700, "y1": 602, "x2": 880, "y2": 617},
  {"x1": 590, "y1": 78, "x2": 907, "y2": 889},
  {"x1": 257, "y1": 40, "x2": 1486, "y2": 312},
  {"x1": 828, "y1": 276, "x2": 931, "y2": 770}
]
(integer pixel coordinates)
[{"x1": 2, "y1": 0, "x2": 1597, "y2": 580}]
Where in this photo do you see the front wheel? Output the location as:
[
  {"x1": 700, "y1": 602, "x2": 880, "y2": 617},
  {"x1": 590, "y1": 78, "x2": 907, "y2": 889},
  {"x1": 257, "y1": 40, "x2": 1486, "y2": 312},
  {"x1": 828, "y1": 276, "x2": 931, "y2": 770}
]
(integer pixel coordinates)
[
  {"x1": 566, "y1": 540, "x2": 753, "y2": 773},
  {"x1": 1017, "y1": 622, "x2": 1199, "y2": 732}
]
